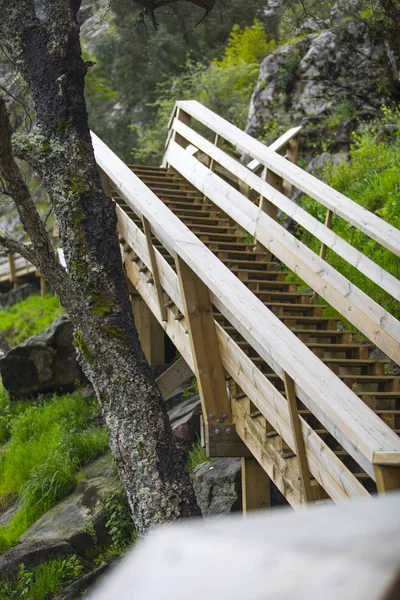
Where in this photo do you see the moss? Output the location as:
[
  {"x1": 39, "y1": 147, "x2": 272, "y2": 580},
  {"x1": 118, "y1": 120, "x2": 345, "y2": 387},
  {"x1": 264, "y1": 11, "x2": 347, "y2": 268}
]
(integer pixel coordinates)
[
  {"x1": 69, "y1": 175, "x2": 88, "y2": 196},
  {"x1": 104, "y1": 326, "x2": 123, "y2": 339},
  {"x1": 89, "y1": 291, "x2": 114, "y2": 317},
  {"x1": 74, "y1": 329, "x2": 94, "y2": 365}
]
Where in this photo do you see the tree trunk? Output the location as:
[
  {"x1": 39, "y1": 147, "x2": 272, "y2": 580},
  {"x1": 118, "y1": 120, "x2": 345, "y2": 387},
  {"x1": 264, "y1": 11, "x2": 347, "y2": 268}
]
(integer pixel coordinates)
[{"x1": 0, "y1": 0, "x2": 200, "y2": 534}]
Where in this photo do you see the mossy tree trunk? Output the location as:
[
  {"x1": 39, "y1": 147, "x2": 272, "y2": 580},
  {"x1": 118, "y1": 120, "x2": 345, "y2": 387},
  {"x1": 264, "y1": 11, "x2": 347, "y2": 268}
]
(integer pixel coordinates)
[{"x1": 0, "y1": 0, "x2": 200, "y2": 534}]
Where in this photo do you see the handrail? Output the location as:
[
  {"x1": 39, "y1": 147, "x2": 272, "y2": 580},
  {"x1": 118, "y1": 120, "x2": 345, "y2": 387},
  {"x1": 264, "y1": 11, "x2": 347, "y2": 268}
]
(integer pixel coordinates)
[
  {"x1": 170, "y1": 118, "x2": 400, "y2": 303},
  {"x1": 164, "y1": 139, "x2": 400, "y2": 364},
  {"x1": 92, "y1": 130, "x2": 400, "y2": 484},
  {"x1": 172, "y1": 100, "x2": 400, "y2": 257}
]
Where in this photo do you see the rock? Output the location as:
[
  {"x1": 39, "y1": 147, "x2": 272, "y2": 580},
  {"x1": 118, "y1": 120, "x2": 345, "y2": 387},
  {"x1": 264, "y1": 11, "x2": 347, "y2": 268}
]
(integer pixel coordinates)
[
  {"x1": 0, "y1": 331, "x2": 10, "y2": 358},
  {"x1": 168, "y1": 393, "x2": 201, "y2": 443},
  {"x1": 0, "y1": 316, "x2": 87, "y2": 399},
  {"x1": 246, "y1": 19, "x2": 389, "y2": 155},
  {"x1": 0, "y1": 499, "x2": 19, "y2": 527},
  {"x1": 0, "y1": 540, "x2": 77, "y2": 580},
  {"x1": 192, "y1": 458, "x2": 242, "y2": 516},
  {"x1": 305, "y1": 151, "x2": 346, "y2": 178},
  {"x1": 0, "y1": 282, "x2": 40, "y2": 308},
  {"x1": 20, "y1": 453, "x2": 120, "y2": 555}
]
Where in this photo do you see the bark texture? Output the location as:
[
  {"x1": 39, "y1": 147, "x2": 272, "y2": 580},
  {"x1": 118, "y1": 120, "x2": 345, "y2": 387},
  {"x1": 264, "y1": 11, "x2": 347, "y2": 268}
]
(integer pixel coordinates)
[{"x1": 0, "y1": 0, "x2": 200, "y2": 534}]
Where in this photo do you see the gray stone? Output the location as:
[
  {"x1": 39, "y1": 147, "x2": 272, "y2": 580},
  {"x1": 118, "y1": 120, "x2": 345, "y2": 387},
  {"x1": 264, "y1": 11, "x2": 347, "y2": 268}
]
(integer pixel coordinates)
[
  {"x1": 0, "y1": 499, "x2": 19, "y2": 527},
  {"x1": 0, "y1": 540, "x2": 76, "y2": 580},
  {"x1": 246, "y1": 19, "x2": 389, "y2": 154},
  {"x1": 192, "y1": 458, "x2": 242, "y2": 517},
  {"x1": 168, "y1": 393, "x2": 201, "y2": 443},
  {"x1": 20, "y1": 453, "x2": 120, "y2": 555},
  {"x1": 0, "y1": 316, "x2": 87, "y2": 399}
]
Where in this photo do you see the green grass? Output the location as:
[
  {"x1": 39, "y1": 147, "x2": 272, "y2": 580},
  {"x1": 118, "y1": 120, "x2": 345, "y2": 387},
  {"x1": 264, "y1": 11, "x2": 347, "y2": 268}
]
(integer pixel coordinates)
[
  {"x1": 0, "y1": 391, "x2": 108, "y2": 551},
  {"x1": 0, "y1": 294, "x2": 64, "y2": 347},
  {"x1": 188, "y1": 440, "x2": 209, "y2": 473},
  {"x1": 0, "y1": 555, "x2": 84, "y2": 600}
]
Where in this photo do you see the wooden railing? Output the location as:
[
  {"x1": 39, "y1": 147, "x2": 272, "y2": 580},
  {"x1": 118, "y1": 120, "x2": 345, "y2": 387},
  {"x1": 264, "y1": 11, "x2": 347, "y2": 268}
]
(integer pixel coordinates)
[
  {"x1": 92, "y1": 116, "x2": 400, "y2": 504},
  {"x1": 164, "y1": 101, "x2": 400, "y2": 365}
]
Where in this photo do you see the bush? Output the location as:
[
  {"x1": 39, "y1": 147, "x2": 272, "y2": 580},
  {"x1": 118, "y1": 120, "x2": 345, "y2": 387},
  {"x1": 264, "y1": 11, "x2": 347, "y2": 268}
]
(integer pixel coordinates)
[
  {"x1": 0, "y1": 393, "x2": 108, "y2": 551},
  {"x1": 0, "y1": 294, "x2": 63, "y2": 347},
  {"x1": 0, "y1": 556, "x2": 84, "y2": 600},
  {"x1": 188, "y1": 440, "x2": 209, "y2": 473},
  {"x1": 298, "y1": 105, "x2": 400, "y2": 318}
]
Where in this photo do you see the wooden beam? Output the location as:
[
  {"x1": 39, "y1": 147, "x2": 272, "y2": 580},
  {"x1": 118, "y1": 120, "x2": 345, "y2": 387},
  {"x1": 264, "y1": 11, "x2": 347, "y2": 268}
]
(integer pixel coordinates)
[
  {"x1": 142, "y1": 216, "x2": 167, "y2": 322},
  {"x1": 174, "y1": 253, "x2": 232, "y2": 455},
  {"x1": 373, "y1": 465, "x2": 400, "y2": 494},
  {"x1": 131, "y1": 293, "x2": 165, "y2": 366},
  {"x1": 283, "y1": 371, "x2": 313, "y2": 503},
  {"x1": 40, "y1": 276, "x2": 47, "y2": 298},
  {"x1": 156, "y1": 356, "x2": 193, "y2": 399},
  {"x1": 242, "y1": 457, "x2": 271, "y2": 514}
]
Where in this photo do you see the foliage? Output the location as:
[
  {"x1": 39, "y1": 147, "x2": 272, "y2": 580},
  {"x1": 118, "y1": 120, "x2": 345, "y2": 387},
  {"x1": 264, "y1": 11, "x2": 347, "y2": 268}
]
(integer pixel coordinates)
[
  {"x1": 0, "y1": 294, "x2": 63, "y2": 347},
  {"x1": 298, "y1": 105, "x2": 400, "y2": 318},
  {"x1": 0, "y1": 384, "x2": 31, "y2": 445},
  {"x1": 102, "y1": 491, "x2": 136, "y2": 555},
  {"x1": 85, "y1": 0, "x2": 268, "y2": 159},
  {"x1": 131, "y1": 20, "x2": 274, "y2": 164},
  {"x1": 0, "y1": 556, "x2": 84, "y2": 600},
  {"x1": 0, "y1": 392, "x2": 108, "y2": 551},
  {"x1": 277, "y1": 48, "x2": 301, "y2": 96},
  {"x1": 188, "y1": 440, "x2": 209, "y2": 473}
]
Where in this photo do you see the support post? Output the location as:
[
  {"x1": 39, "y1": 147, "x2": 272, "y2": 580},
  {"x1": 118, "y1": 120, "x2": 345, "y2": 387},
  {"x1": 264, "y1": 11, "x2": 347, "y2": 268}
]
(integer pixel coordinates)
[
  {"x1": 175, "y1": 254, "x2": 247, "y2": 457},
  {"x1": 283, "y1": 371, "x2": 314, "y2": 504},
  {"x1": 242, "y1": 457, "x2": 271, "y2": 514},
  {"x1": 255, "y1": 169, "x2": 283, "y2": 257},
  {"x1": 142, "y1": 216, "x2": 167, "y2": 322},
  {"x1": 312, "y1": 208, "x2": 333, "y2": 304},
  {"x1": 282, "y1": 135, "x2": 300, "y2": 197},
  {"x1": 373, "y1": 453, "x2": 400, "y2": 493},
  {"x1": 131, "y1": 292, "x2": 165, "y2": 366},
  {"x1": 174, "y1": 108, "x2": 191, "y2": 149},
  {"x1": 7, "y1": 252, "x2": 17, "y2": 288},
  {"x1": 40, "y1": 276, "x2": 47, "y2": 298}
]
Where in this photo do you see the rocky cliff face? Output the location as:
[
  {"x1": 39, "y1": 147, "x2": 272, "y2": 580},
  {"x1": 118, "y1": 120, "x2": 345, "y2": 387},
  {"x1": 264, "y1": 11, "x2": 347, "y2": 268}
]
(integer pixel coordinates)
[{"x1": 246, "y1": 9, "x2": 392, "y2": 156}]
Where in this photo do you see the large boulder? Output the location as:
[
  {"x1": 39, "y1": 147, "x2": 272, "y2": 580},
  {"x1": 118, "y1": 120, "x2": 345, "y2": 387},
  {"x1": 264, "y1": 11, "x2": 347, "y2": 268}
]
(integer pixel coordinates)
[
  {"x1": 20, "y1": 453, "x2": 120, "y2": 555},
  {"x1": 246, "y1": 18, "x2": 390, "y2": 155},
  {"x1": 0, "y1": 316, "x2": 87, "y2": 398},
  {"x1": 192, "y1": 458, "x2": 242, "y2": 517}
]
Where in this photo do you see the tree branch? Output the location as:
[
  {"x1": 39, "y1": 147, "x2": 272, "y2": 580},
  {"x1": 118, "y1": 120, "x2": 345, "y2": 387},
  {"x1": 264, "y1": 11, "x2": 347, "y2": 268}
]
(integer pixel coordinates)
[{"x1": 0, "y1": 235, "x2": 36, "y2": 263}]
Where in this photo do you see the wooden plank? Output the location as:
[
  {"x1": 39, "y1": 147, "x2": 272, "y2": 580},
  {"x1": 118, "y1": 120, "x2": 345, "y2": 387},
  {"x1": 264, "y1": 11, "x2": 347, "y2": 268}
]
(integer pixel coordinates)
[
  {"x1": 174, "y1": 254, "x2": 232, "y2": 442},
  {"x1": 156, "y1": 356, "x2": 193, "y2": 399},
  {"x1": 205, "y1": 423, "x2": 252, "y2": 457},
  {"x1": 165, "y1": 140, "x2": 400, "y2": 362},
  {"x1": 131, "y1": 293, "x2": 165, "y2": 366},
  {"x1": 170, "y1": 119, "x2": 400, "y2": 302},
  {"x1": 319, "y1": 209, "x2": 333, "y2": 260},
  {"x1": 175, "y1": 100, "x2": 400, "y2": 256},
  {"x1": 92, "y1": 130, "x2": 400, "y2": 481},
  {"x1": 142, "y1": 216, "x2": 167, "y2": 321},
  {"x1": 247, "y1": 126, "x2": 302, "y2": 171},
  {"x1": 373, "y1": 465, "x2": 400, "y2": 493},
  {"x1": 242, "y1": 457, "x2": 271, "y2": 513},
  {"x1": 283, "y1": 371, "x2": 313, "y2": 503},
  {"x1": 7, "y1": 252, "x2": 16, "y2": 285}
]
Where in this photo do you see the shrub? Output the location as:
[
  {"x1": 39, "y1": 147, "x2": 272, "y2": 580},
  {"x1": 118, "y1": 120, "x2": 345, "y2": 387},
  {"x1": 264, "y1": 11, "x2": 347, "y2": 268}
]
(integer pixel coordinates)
[
  {"x1": 188, "y1": 440, "x2": 209, "y2": 473},
  {"x1": 0, "y1": 556, "x2": 84, "y2": 600},
  {"x1": 0, "y1": 294, "x2": 63, "y2": 347}
]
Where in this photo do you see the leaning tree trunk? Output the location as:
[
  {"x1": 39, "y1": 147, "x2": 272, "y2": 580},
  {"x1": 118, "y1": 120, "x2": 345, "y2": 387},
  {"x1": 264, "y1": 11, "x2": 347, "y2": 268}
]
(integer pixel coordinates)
[{"x1": 0, "y1": 0, "x2": 200, "y2": 534}]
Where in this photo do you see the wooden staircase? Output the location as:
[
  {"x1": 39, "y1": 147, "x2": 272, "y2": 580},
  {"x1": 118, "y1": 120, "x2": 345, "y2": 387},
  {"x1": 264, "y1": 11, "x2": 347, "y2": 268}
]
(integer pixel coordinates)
[
  {"x1": 4, "y1": 100, "x2": 399, "y2": 509},
  {"x1": 111, "y1": 163, "x2": 399, "y2": 500}
]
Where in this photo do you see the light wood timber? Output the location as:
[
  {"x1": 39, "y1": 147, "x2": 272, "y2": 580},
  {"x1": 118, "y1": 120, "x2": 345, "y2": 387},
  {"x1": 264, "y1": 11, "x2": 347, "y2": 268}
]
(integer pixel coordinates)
[
  {"x1": 142, "y1": 216, "x2": 167, "y2": 321},
  {"x1": 131, "y1": 293, "x2": 165, "y2": 366},
  {"x1": 156, "y1": 356, "x2": 193, "y2": 399},
  {"x1": 174, "y1": 253, "x2": 233, "y2": 454},
  {"x1": 174, "y1": 100, "x2": 400, "y2": 256},
  {"x1": 242, "y1": 456, "x2": 272, "y2": 513},
  {"x1": 283, "y1": 371, "x2": 313, "y2": 503}
]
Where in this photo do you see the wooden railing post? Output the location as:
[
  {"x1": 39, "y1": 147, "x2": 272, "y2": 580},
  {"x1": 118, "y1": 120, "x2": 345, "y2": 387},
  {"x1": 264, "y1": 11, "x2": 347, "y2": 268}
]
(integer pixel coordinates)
[
  {"x1": 254, "y1": 168, "x2": 283, "y2": 257},
  {"x1": 142, "y1": 216, "x2": 167, "y2": 322},
  {"x1": 175, "y1": 253, "x2": 248, "y2": 457},
  {"x1": 242, "y1": 456, "x2": 271, "y2": 514},
  {"x1": 283, "y1": 371, "x2": 313, "y2": 504},
  {"x1": 131, "y1": 290, "x2": 165, "y2": 366},
  {"x1": 373, "y1": 454, "x2": 400, "y2": 493},
  {"x1": 282, "y1": 135, "x2": 300, "y2": 197},
  {"x1": 174, "y1": 108, "x2": 191, "y2": 149}
]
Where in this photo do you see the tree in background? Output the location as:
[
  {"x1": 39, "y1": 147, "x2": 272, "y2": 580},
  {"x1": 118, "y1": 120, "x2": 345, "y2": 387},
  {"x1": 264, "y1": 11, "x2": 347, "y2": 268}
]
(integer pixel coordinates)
[{"x1": 0, "y1": 0, "x2": 201, "y2": 536}]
